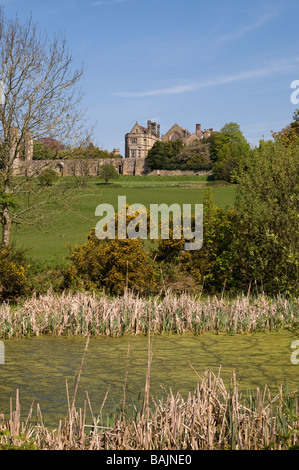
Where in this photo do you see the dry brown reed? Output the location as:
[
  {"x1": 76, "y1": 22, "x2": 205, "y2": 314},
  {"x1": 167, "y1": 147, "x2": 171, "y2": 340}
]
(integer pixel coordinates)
[
  {"x1": 0, "y1": 290, "x2": 298, "y2": 338},
  {"x1": 1, "y1": 366, "x2": 298, "y2": 450},
  {"x1": 1, "y1": 291, "x2": 298, "y2": 449}
]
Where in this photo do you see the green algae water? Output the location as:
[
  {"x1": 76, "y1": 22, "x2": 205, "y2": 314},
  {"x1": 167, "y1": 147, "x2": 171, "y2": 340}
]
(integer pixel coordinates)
[{"x1": 0, "y1": 331, "x2": 299, "y2": 429}]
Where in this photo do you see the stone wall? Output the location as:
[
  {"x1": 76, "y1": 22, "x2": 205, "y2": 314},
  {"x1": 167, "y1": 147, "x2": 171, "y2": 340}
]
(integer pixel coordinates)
[
  {"x1": 13, "y1": 156, "x2": 210, "y2": 178},
  {"x1": 13, "y1": 157, "x2": 212, "y2": 178},
  {"x1": 12, "y1": 156, "x2": 150, "y2": 177},
  {"x1": 146, "y1": 169, "x2": 212, "y2": 176}
]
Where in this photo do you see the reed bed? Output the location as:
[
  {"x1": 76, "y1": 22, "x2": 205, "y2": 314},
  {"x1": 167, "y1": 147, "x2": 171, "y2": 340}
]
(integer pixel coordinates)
[
  {"x1": 1, "y1": 366, "x2": 299, "y2": 450},
  {"x1": 0, "y1": 290, "x2": 298, "y2": 338}
]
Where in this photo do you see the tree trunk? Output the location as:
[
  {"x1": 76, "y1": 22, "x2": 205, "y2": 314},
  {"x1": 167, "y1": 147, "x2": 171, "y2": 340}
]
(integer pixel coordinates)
[{"x1": 1, "y1": 207, "x2": 11, "y2": 247}]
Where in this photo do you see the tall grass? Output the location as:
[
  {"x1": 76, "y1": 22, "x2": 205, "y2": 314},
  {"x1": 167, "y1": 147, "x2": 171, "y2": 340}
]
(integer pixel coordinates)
[
  {"x1": 1, "y1": 363, "x2": 298, "y2": 450},
  {"x1": 1, "y1": 318, "x2": 299, "y2": 450},
  {"x1": 0, "y1": 290, "x2": 298, "y2": 339}
]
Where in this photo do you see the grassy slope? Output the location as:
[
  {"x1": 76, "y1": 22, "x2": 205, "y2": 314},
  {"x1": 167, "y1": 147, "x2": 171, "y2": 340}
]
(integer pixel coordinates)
[{"x1": 9, "y1": 175, "x2": 237, "y2": 266}]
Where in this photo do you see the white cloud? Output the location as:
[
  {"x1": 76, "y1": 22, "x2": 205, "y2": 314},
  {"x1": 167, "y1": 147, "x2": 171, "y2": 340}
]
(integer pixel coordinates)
[
  {"x1": 213, "y1": 10, "x2": 280, "y2": 47},
  {"x1": 113, "y1": 58, "x2": 299, "y2": 98}
]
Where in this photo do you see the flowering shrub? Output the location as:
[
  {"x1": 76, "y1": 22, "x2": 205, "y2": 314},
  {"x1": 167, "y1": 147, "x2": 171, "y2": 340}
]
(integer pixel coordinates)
[
  {"x1": 63, "y1": 211, "x2": 157, "y2": 295},
  {"x1": 0, "y1": 246, "x2": 28, "y2": 301}
]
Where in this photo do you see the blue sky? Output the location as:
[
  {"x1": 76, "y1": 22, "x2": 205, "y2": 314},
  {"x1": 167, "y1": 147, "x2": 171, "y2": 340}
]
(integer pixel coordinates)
[{"x1": 2, "y1": 0, "x2": 299, "y2": 155}]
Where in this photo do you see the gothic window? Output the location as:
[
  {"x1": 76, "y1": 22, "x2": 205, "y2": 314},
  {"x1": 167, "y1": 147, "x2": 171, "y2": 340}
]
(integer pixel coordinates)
[
  {"x1": 131, "y1": 138, "x2": 137, "y2": 144},
  {"x1": 170, "y1": 132, "x2": 182, "y2": 141},
  {"x1": 131, "y1": 149, "x2": 136, "y2": 157}
]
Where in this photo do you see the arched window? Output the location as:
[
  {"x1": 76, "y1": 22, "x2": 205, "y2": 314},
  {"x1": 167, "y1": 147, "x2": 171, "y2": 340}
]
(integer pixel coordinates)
[{"x1": 170, "y1": 132, "x2": 182, "y2": 141}]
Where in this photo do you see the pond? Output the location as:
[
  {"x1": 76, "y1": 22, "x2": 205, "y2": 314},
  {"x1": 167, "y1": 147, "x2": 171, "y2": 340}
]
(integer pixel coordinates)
[{"x1": 0, "y1": 331, "x2": 299, "y2": 429}]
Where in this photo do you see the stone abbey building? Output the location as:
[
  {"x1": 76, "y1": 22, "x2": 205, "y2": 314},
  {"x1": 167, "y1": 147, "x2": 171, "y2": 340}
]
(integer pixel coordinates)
[{"x1": 13, "y1": 120, "x2": 213, "y2": 177}]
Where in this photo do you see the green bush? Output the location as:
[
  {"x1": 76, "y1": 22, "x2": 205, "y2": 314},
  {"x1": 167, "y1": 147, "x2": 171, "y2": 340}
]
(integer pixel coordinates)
[
  {"x1": 99, "y1": 164, "x2": 119, "y2": 184},
  {"x1": 37, "y1": 169, "x2": 59, "y2": 187}
]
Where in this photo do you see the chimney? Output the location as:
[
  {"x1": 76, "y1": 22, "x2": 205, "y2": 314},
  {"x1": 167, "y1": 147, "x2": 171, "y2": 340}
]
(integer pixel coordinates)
[{"x1": 196, "y1": 124, "x2": 202, "y2": 136}]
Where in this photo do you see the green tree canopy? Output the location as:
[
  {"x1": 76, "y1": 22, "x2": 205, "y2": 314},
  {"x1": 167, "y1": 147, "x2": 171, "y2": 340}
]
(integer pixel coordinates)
[
  {"x1": 147, "y1": 139, "x2": 213, "y2": 171},
  {"x1": 203, "y1": 123, "x2": 250, "y2": 181},
  {"x1": 231, "y1": 139, "x2": 299, "y2": 295},
  {"x1": 147, "y1": 140, "x2": 184, "y2": 170}
]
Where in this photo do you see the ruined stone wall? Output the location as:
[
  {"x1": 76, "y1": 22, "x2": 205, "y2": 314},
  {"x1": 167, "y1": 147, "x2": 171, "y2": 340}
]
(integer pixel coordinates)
[
  {"x1": 13, "y1": 157, "x2": 210, "y2": 177},
  {"x1": 12, "y1": 156, "x2": 150, "y2": 177},
  {"x1": 146, "y1": 169, "x2": 213, "y2": 176}
]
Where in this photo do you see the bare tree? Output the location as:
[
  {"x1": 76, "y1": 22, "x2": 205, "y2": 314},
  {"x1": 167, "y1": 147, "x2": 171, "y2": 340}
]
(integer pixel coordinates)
[{"x1": 0, "y1": 10, "x2": 90, "y2": 246}]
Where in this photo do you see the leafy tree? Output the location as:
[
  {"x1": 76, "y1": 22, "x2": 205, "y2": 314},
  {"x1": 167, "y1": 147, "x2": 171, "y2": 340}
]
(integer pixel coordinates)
[
  {"x1": 33, "y1": 141, "x2": 49, "y2": 160},
  {"x1": 231, "y1": 139, "x2": 299, "y2": 295},
  {"x1": 202, "y1": 131, "x2": 229, "y2": 163},
  {"x1": 99, "y1": 163, "x2": 119, "y2": 184},
  {"x1": 213, "y1": 140, "x2": 250, "y2": 182},
  {"x1": 176, "y1": 141, "x2": 213, "y2": 171},
  {"x1": 58, "y1": 143, "x2": 121, "y2": 160},
  {"x1": 204, "y1": 123, "x2": 250, "y2": 181},
  {"x1": 272, "y1": 109, "x2": 299, "y2": 147},
  {"x1": 32, "y1": 139, "x2": 65, "y2": 160},
  {"x1": 147, "y1": 140, "x2": 184, "y2": 170},
  {"x1": 154, "y1": 190, "x2": 235, "y2": 293},
  {"x1": 188, "y1": 190, "x2": 235, "y2": 293},
  {"x1": 220, "y1": 122, "x2": 247, "y2": 144}
]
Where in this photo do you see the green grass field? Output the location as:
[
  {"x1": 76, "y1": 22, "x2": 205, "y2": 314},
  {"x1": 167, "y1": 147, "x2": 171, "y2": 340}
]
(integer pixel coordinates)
[{"x1": 10, "y1": 175, "x2": 237, "y2": 266}]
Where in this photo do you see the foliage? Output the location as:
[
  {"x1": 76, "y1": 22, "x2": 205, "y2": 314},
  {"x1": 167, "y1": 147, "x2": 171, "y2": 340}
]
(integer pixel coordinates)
[
  {"x1": 204, "y1": 123, "x2": 251, "y2": 182},
  {"x1": 54, "y1": 143, "x2": 122, "y2": 160},
  {"x1": 272, "y1": 109, "x2": 299, "y2": 147},
  {"x1": 189, "y1": 190, "x2": 235, "y2": 293},
  {"x1": 154, "y1": 190, "x2": 235, "y2": 294},
  {"x1": 37, "y1": 169, "x2": 59, "y2": 187},
  {"x1": 176, "y1": 141, "x2": 213, "y2": 171},
  {"x1": 63, "y1": 208, "x2": 157, "y2": 295},
  {"x1": 32, "y1": 140, "x2": 120, "y2": 161},
  {"x1": 146, "y1": 140, "x2": 185, "y2": 170},
  {"x1": 203, "y1": 131, "x2": 229, "y2": 163},
  {"x1": 0, "y1": 187, "x2": 17, "y2": 210},
  {"x1": 231, "y1": 139, "x2": 299, "y2": 295},
  {"x1": 33, "y1": 138, "x2": 65, "y2": 160},
  {"x1": 99, "y1": 163, "x2": 119, "y2": 184},
  {"x1": 0, "y1": 430, "x2": 40, "y2": 450},
  {"x1": 147, "y1": 123, "x2": 250, "y2": 179},
  {"x1": 0, "y1": 245, "x2": 28, "y2": 301},
  {"x1": 212, "y1": 139, "x2": 250, "y2": 182}
]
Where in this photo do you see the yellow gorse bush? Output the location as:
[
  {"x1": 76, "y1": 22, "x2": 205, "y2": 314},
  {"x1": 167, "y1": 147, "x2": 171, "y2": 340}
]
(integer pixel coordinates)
[
  {"x1": 0, "y1": 247, "x2": 28, "y2": 301},
  {"x1": 64, "y1": 206, "x2": 157, "y2": 295}
]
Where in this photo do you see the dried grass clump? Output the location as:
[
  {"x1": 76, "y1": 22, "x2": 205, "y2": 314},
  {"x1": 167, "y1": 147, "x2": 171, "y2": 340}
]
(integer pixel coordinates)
[{"x1": 0, "y1": 290, "x2": 298, "y2": 338}]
